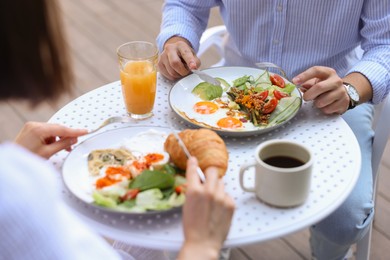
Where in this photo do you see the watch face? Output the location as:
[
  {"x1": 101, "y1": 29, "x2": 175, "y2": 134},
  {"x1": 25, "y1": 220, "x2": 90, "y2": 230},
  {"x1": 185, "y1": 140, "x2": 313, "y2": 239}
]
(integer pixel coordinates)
[
  {"x1": 343, "y1": 83, "x2": 360, "y2": 109},
  {"x1": 347, "y1": 85, "x2": 359, "y2": 102}
]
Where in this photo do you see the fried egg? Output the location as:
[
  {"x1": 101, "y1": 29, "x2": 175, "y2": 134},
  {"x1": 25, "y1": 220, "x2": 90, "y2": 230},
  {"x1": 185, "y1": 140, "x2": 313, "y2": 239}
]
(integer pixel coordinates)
[
  {"x1": 121, "y1": 129, "x2": 170, "y2": 174},
  {"x1": 180, "y1": 97, "x2": 256, "y2": 130},
  {"x1": 193, "y1": 101, "x2": 219, "y2": 114},
  {"x1": 217, "y1": 117, "x2": 243, "y2": 129}
]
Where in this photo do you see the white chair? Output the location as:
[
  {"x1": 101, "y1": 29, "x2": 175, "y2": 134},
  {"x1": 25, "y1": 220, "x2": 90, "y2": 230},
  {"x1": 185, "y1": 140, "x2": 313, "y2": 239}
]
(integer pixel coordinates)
[
  {"x1": 198, "y1": 25, "x2": 227, "y2": 67},
  {"x1": 198, "y1": 25, "x2": 390, "y2": 260}
]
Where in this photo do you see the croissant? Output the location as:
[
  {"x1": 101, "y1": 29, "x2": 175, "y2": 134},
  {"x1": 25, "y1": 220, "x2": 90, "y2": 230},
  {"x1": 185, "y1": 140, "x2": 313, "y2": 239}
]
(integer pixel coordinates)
[{"x1": 164, "y1": 129, "x2": 228, "y2": 177}]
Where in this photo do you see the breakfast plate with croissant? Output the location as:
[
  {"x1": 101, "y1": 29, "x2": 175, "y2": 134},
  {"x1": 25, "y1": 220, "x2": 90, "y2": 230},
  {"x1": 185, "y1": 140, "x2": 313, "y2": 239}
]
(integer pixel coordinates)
[
  {"x1": 62, "y1": 126, "x2": 228, "y2": 215},
  {"x1": 169, "y1": 66, "x2": 302, "y2": 136}
]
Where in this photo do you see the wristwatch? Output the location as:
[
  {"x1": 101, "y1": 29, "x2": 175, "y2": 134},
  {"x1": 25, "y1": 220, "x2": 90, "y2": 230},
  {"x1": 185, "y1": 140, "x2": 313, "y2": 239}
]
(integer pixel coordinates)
[{"x1": 343, "y1": 82, "x2": 360, "y2": 110}]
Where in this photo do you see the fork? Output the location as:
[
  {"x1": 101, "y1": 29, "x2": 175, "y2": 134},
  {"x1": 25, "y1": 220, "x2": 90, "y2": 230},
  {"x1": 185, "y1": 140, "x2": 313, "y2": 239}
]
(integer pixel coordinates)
[
  {"x1": 255, "y1": 62, "x2": 289, "y2": 80},
  {"x1": 255, "y1": 61, "x2": 303, "y2": 92},
  {"x1": 88, "y1": 116, "x2": 133, "y2": 134}
]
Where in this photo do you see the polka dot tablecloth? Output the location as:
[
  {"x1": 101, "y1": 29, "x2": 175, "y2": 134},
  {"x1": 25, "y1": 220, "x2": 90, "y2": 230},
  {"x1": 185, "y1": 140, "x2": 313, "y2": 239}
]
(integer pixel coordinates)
[{"x1": 49, "y1": 75, "x2": 361, "y2": 251}]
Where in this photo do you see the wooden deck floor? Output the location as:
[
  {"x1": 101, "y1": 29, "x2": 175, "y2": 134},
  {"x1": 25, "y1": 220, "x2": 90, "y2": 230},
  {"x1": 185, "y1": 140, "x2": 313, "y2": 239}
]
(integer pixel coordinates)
[{"x1": 2, "y1": 1, "x2": 389, "y2": 259}]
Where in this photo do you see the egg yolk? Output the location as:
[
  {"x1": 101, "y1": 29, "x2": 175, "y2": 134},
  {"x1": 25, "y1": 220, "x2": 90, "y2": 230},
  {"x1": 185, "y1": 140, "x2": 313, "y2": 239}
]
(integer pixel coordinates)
[
  {"x1": 193, "y1": 101, "x2": 219, "y2": 114},
  {"x1": 217, "y1": 117, "x2": 243, "y2": 129},
  {"x1": 95, "y1": 166, "x2": 131, "y2": 189},
  {"x1": 132, "y1": 153, "x2": 164, "y2": 171}
]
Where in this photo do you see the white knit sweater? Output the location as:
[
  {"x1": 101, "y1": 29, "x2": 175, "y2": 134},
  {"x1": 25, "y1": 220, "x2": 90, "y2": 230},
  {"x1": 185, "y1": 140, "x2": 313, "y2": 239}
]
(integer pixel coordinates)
[{"x1": 0, "y1": 142, "x2": 122, "y2": 260}]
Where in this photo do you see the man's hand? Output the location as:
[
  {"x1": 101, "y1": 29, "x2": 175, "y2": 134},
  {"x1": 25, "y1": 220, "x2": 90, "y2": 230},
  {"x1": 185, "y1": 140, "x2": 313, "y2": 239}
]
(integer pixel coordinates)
[
  {"x1": 293, "y1": 66, "x2": 350, "y2": 115},
  {"x1": 15, "y1": 122, "x2": 88, "y2": 159},
  {"x1": 158, "y1": 36, "x2": 201, "y2": 80}
]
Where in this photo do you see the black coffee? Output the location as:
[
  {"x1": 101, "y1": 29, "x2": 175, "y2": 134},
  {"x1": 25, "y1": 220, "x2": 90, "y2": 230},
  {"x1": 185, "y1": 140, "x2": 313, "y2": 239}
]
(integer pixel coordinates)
[{"x1": 263, "y1": 156, "x2": 304, "y2": 168}]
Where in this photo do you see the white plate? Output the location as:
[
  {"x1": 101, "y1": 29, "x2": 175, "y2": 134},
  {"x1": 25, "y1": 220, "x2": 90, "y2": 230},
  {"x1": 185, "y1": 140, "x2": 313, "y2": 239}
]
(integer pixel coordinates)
[
  {"x1": 62, "y1": 126, "x2": 180, "y2": 215},
  {"x1": 169, "y1": 66, "x2": 302, "y2": 136}
]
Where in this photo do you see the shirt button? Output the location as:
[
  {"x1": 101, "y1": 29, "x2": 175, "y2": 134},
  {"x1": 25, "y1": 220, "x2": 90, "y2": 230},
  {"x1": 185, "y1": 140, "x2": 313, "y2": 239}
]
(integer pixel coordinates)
[
  {"x1": 277, "y1": 4, "x2": 283, "y2": 11},
  {"x1": 273, "y1": 39, "x2": 279, "y2": 45}
]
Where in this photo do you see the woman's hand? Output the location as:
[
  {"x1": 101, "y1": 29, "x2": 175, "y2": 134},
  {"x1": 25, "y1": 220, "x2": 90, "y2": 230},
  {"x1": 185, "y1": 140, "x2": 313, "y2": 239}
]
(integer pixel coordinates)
[
  {"x1": 14, "y1": 122, "x2": 88, "y2": 159},
  {"x1": 293, "y1": 66, "x2": 350, "y2": 115},
  {"x1": 158, "y1": 36, "x2": 201, "y2": 81},
  {"x1": 178, "y1": 157, "x2": 235, "y2": 260}
]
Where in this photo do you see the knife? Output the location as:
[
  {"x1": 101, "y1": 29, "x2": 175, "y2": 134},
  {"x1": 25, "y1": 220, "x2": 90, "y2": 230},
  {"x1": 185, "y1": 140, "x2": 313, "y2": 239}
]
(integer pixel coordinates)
[
  {"x1": 171, "y1": 130, "x2": 206, "y2": 182},
  {"x1": 191, "y1": 69, "x2": 221, "y2": 86}
]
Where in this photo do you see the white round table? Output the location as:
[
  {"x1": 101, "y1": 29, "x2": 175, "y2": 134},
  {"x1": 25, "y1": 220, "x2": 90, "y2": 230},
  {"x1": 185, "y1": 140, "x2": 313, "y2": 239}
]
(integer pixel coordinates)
[{"x1": 49, "y1": 75, "x2": 361, "y2": 250}]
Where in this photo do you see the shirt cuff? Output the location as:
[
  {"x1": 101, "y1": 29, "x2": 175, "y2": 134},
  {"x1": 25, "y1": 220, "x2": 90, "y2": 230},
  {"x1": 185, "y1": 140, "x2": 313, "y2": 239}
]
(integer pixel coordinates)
[
  {"x1": 347, "y1": 60, "x2": 390, "y2": 105},
  {"x1": 157, "y1": 26, "x2": 201, "y2": 53}
]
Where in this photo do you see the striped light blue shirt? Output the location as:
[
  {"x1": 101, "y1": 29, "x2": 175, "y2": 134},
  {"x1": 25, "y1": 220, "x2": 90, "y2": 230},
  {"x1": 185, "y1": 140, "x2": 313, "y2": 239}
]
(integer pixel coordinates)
[{"x1": 157, "y1": 0, "x2": 390, "y2": 104}]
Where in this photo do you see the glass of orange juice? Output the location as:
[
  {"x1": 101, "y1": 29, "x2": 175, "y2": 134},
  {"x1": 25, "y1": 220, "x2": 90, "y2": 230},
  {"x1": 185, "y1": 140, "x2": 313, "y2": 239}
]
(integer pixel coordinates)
[{"x1": 117, "y1": 41, "x2": 158, "y2": 119}]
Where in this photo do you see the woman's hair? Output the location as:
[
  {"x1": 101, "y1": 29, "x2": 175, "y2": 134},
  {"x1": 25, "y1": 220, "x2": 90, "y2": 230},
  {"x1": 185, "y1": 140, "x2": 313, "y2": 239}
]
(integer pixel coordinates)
[{"x1": 0, "y1": 0, "x2": 72, "y2": 105}]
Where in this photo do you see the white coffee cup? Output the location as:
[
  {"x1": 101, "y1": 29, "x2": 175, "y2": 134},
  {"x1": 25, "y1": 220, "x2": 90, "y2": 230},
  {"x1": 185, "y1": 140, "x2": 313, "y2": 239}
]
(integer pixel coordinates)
[{"x1": 239, "y1": 139, "x2": 313, "y2": 207}]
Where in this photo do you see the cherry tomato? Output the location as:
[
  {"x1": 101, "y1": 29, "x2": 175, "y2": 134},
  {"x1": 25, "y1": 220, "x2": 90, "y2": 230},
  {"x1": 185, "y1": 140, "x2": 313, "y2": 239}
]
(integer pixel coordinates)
[
  {"x1": 270, "y1": 74, "x2": 285, "y2": 88},
  {"x1": 274, "y1": 90, "x2": 289, "y2": 100},
  {"x1": 120, "y1": 189, "x2": 140, "y2": 201},
  {"x1": 262, "y1": 98, "x2": 278, "y2": 114},
  {"x1": 256, "y1": 90, "x2": 268, "y2": 101},
  {"x1": 175, "y1": 184, "x2": 187, "y2": 194}
]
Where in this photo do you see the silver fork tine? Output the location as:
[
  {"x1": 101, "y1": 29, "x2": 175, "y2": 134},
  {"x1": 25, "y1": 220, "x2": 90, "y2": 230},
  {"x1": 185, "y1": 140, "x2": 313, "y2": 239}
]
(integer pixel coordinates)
[
  {"x1": 255, "y1": 62, "x2": 288, "y2": 79},
  {"x1": 88, "y1": 116, "x2": 133, "y2": 134},
  {"x1": 255, "y1": 62, "x2": 303, "y2": 93}
]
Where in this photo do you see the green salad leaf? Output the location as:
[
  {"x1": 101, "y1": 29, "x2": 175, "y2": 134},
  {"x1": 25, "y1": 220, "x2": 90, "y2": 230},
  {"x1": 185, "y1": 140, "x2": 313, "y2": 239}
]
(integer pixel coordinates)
[
  {"x1": 135, "y1": 188, "x2": 171, "y2": 210},
  {"x1": 282, "y1": 83, "x2": 296, "y2": 94},
  {"x1": 93, "y1": 191, "x2": 117, "y2": 208},
  {"x1": 174, "y1": 175, "x2": 187, "y2": 186},
  {"x1": 168, "y1": 193, "x2": 186, "y2": 207},
  {"x1": 268, "y1": 96, "x2": 301, "y2": 126},
  {"x1": 162, "y1": 163, "x2": 177, "y2": 175},
  {"x1": 92, "y1": 162, "x2": 185, "y2": 213},
  {"x1": 129, "y1": 170, "x2": 175, "y2": 191},
  {"x1": 254, "y1": 70, "x2": 272, "y2": 85},
  {"x1": 232, "y1": 75, "x2": 251, "y2": 87}
]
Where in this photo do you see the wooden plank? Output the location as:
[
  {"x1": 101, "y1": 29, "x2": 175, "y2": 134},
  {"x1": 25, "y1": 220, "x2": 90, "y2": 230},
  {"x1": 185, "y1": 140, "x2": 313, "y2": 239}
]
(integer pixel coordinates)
[
  {"x1": 238, "y1": 238, "x2": 306, "y2": 260},
  {"x1": 378, "y1": 168, "x2": 390, "y2": 201},
  {"x1": 282, "y1": 229, "x2": 311, "y2": 259},
  {"x1": 380, "y1": 139, "x2": 390, "y2": 169},
  {"x1": 374, "y1": 195, "x2": 390, "y2": 239},
  {"x1": 106, "y1": 0, "x2": 163, "y2": 41},
  {"x1": 60, "y1": 1, "x2": 118, "y2": 85},
  {"x1": 0, "y1": 103, "x2": 25, "y2": 142},
  {"x1": 230, "y1": 248, "x2": 250, "y2": 260},
  {"x1": 68, "y1": 0, "x2": 160, "y2": 45},
  {"x1": 370, "y1": 229, "x2": 390, "y2": 260},
  {"x1": 7, "y1": 100, "x2": 56, "y2": 123},
  {"x1": 377, "y1": 142, "x2": 390, "y2": 200},
  {"x1": 61, "y1": 2, "x2": 114, "y2": 95}
]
